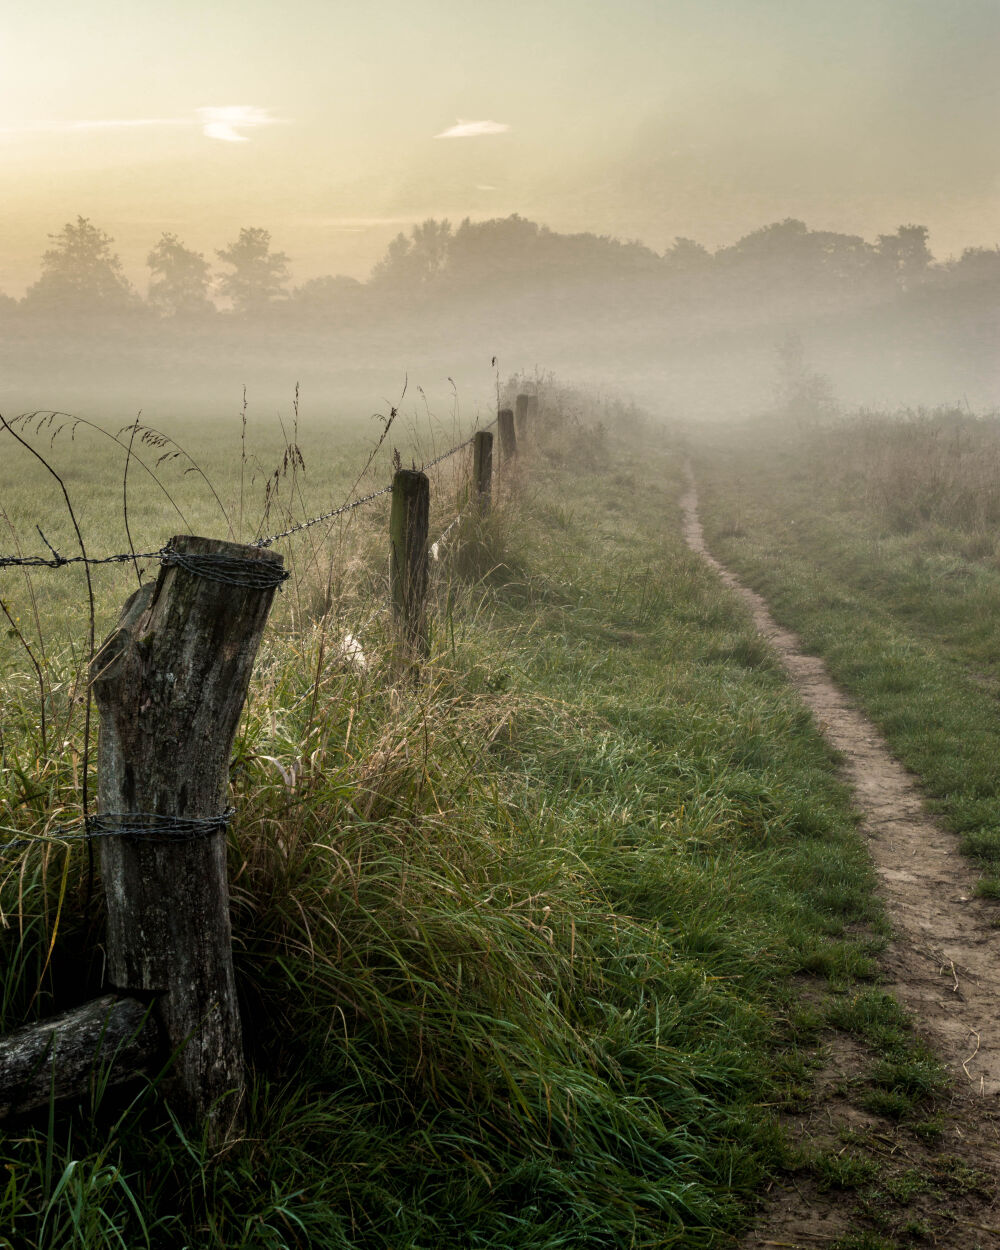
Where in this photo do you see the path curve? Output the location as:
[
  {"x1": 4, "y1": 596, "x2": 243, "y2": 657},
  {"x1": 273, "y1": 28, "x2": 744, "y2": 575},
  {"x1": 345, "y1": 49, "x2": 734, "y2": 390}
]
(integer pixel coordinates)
[{"x1": 681, "y1": 469, "x2": 1000, "y2": 1098}]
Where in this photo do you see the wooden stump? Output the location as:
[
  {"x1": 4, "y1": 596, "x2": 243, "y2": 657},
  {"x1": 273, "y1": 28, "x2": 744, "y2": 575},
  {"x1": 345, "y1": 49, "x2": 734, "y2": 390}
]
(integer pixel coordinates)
[{"x1": 91, "y1": 535, "x2": 284, "y2": 1141}]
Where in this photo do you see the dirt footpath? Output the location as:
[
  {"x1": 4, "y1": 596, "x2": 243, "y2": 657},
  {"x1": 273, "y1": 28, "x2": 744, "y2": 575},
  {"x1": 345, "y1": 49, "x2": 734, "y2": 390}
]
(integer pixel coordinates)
[{"x1": 682, "y1": 470, "x2": 1000, "y2": 1247}]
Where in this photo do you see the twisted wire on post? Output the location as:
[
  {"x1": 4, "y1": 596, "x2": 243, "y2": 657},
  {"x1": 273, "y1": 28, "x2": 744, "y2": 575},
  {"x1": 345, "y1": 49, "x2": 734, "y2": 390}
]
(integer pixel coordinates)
[
  {"x1": 1, "y1": 808, "x2": 235, "y2": 854},
  {"x1": 159, "y1": 548, "x2": 290, "y2": 590}
]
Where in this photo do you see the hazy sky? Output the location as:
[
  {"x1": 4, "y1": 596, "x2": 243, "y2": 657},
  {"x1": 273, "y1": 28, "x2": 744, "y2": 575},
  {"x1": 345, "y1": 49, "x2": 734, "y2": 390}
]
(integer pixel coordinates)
[{"x1": 3, "y1": 0, "x2": 998, "y2": 296}]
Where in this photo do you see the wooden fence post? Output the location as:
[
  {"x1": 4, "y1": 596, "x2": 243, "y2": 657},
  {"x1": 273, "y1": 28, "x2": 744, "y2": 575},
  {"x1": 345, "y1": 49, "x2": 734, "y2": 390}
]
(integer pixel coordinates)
[
  {"x1": 515, "y1": 393, "x2": 530, "y2": 437},
  {"x1": 473, "y1": 430, "x2": 493, "y2": 513},
  {"x1": 526, "y1": 394, "x2": 539, "y2": 426},
  {"x1": 91, "y1": 535, "x2": 285, "y2": 1142},
  {"x1": 390, "y1": 469, "x2": 430, "y2": 659},
  {"x1": 497, "y1": 408, "x2": 517, "y2": 461}
]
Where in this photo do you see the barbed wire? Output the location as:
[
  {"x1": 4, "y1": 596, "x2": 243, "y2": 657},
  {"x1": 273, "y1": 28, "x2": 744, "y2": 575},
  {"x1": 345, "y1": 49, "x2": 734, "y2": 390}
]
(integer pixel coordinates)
[
  {"x1": 0, "y1": 527, "x2": 162, "y2": 570},
  {"x1": 1, "y1": 808, "x2": 235, "y2": 854},
  {"x1": 0, "y1": 426, "x2": 492, "y2": 571},
  {"x1": 252, "y1": 482, "x2": 393, "y2": 548},
  {"x1": 0, "y1": 542, "x2": 290, "y2": 590},
  {"x1": 432, "y1": 509, "x2": 467, "y2": 557},
  {"x1": 422, "y1": 434, "x2": 476, "y2": 473},
  {"x1": 161, "y1": 548, "x2": 289, "y2": 589}
]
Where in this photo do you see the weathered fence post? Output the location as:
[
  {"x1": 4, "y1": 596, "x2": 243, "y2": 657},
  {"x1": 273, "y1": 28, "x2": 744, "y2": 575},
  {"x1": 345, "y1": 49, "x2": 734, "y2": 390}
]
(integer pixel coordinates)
[
  {"x1": 526, "y1": 394, "x2": 539, "y2": 426},
  {"x1": 389, "y1": 469, "x2": 430, "y2": 660},
  {"x1": 515, "y1": 393, "x2": 530, "y2": 437},
  {"x1": 473, "y1": 430, "x2": 493, "y2": 513},
  {"x1": 91, "y1": 534, "x2": 285, "y2": 1142},
  {"x1": 497, "y1": 408, "x2": 517, "y2": 461}
]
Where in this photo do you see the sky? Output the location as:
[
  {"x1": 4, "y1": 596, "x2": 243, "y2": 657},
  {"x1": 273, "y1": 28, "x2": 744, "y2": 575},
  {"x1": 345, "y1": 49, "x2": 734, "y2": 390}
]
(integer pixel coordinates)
[{"x1": 2, "y1": 0, "x2": 998, "y2": 296}]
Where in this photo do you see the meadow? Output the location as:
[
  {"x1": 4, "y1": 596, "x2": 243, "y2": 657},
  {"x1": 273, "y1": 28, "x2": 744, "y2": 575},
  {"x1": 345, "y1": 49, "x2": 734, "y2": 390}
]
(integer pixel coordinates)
[
  {"x1": 0, "y1": 381, "x2": 946, "y2": 1248},
  {"x1": 694, "y1": 407, "x2": 1000, "y2": 896}
]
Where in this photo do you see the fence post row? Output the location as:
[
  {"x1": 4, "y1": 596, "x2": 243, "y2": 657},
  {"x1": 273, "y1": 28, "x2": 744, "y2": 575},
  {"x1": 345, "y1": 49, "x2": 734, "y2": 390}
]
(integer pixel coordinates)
[
  {"x1": 390, "y1": 469, "x2": 430, "y2": 660},
  {"x1": 498, "y1": 407, "x2": 517, "y2": 460},
  {"x1": 0, "y1": 416, "x2": 520, "y2": 1127},
  {"x1": 473, "y1": 430, "x2": 493, "y2": 513},
  {"x1": 91, "y1": 534, "x2": 285, "y2": 1142}
]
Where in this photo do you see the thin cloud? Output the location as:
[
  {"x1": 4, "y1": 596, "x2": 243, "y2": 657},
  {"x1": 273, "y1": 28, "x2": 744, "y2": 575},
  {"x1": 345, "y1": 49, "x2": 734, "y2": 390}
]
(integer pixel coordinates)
[
  {"x1": 197, "y1": 106, "x2": 280, "y2": 142},
  {"x1": 434, "y1": 119, "x2": 510, "y2": 139},
  {"x1": 0, "y1": 107, "x2": 283, "y2": 143}
]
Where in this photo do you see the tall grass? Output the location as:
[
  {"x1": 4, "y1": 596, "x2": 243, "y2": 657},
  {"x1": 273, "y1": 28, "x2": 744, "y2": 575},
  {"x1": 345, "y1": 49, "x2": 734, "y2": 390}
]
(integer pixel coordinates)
[
  {"x1": 0, "y1": 382, "x2": 884, "y2": 1246},
  {"x1": 814, "y1": 407, "x2": 1000, "y2": 543}
]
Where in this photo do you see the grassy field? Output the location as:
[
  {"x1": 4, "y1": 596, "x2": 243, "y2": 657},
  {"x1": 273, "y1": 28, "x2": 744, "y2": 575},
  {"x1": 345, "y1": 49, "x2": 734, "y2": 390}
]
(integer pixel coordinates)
[
  {"x1": 0, "y1": 385, "x2": 946, "y2": 1247},
  {"x1": 694, "y1": 408, "x2": 1000, "y2": 895}
]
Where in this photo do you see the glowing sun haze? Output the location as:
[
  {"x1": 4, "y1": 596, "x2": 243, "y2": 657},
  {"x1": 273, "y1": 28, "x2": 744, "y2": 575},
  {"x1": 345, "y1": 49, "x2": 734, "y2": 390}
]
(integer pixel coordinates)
[{"x1": 2, "y1": 0, "x2": 997, "y2": 296}]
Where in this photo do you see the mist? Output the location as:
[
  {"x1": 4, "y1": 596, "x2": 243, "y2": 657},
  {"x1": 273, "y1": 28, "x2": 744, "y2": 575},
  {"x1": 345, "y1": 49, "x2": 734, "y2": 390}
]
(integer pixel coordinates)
[{"x1": 1, "y1": 213, "x2": 997, "y2": 436}]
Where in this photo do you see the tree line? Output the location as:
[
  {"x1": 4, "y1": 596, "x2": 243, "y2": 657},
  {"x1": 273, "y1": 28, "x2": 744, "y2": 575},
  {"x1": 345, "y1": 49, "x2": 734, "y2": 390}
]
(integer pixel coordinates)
[{"x1": 3, "y1": 213, "x2": 998, "y2": 324}]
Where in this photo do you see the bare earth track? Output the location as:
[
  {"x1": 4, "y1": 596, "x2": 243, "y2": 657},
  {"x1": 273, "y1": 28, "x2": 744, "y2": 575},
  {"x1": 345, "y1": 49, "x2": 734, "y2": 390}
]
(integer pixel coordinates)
[{"x1": 681, "y1": 471, "x2": 1000, "y2": 1246}]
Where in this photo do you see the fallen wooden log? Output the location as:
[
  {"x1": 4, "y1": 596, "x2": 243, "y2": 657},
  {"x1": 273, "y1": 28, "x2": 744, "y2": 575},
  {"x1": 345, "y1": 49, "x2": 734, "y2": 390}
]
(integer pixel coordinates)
[{"x1": 0, "y1": 994, "x2": 160, "y2": 1119}]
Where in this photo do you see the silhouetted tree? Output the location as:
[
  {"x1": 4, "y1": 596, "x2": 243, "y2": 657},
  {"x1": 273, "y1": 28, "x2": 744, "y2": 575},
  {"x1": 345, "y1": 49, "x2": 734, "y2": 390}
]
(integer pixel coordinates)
[
  {"x1": 443, "y1": 215, "x2": 660, "y2": 296},
  {"x1": 24, "y1": 216, "x2": 136, "y2": 315},
  {"x1": 289, "y1": 274, "x2": 362, "y2": 316},
  {"x1": 944, "y1": 246, "x2": 1000, "y2": 286},
  {"x1": 147, "y1": 233, "x2": 213, "y2": 317},
  {"x1": 371, "y1": 219, "x2": 452, "y2": 287},
  {"x1": 215, "y1": 227, "x2": 290, "y2": 313},
  {"x1": 663, "y1": 237, "x2": 712, "y2": 271},
  {"x1": 876, "y1": 225, "x2": 932, "y2": 288},
  {"x1": 775, "y1": 333, "x2": 837, "y2": 426},
  {"x1": 444, "y1": 216, "x2": 540, "y2": 287}
]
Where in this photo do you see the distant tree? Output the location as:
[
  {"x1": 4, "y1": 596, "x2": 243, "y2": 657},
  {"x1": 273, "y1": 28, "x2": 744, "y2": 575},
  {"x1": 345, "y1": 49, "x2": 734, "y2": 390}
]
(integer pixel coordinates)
[
  {"x1": 291, "y1": 274, "x2": 362, "y2": 304},
  {"x1": 718, "y1": 218, "x2": 811, "y2": 265},
  {"x1": 147, "y1": 233, "x2": 213, "y2": 317},
  {"x1": 663, "y1": 237, "x2": 712, "y2": 271},
  {"x1": 445, "y1": 215, "x2": 660, "y2": 292},
  {"x1": 24, "y1": 216, "x2": 136, "y2": 314},
  {"x1": 445, "y1": 215, "x2": 540, "y2": 286},
  {"x1": 876, "y1": 225, "x2": 932, "y2": 287},
  {"x1": 215, "y1": 227, "x2": 290, "y2": 313},
  {"x1": 774, "y1": 333, "x2": 837, "y2": 426},
  {"x1": 371, "y1": 219, "x2": 452, "y2": 287},
  {"x1": 945, "y1": 246, "x2": 1000, "y2": 285},
  {"x1": 289, "y1": 274, "x2": 362, "y2": 317}
]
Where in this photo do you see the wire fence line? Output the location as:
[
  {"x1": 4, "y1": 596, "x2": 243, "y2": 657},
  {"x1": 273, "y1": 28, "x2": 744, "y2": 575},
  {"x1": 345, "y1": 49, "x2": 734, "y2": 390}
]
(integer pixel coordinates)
[
  {"x1": 0, "y1": 422, "x2": 490, "y2": 573},
  {"x1": 1, "y1": 810, "x2": 235, "y2": 853},
  {"x1": 251, "y1": 482, "x2": 393, "y2": 549},
  {"x1": 0, "y1": 415, "x2": 504, "y2": 857}
]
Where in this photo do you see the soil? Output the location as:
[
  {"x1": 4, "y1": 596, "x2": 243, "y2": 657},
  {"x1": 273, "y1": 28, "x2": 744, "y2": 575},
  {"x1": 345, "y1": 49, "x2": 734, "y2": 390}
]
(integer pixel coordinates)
[{"x1": 681, "y1": 471, "x2": 1000, "y2": 1248}]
